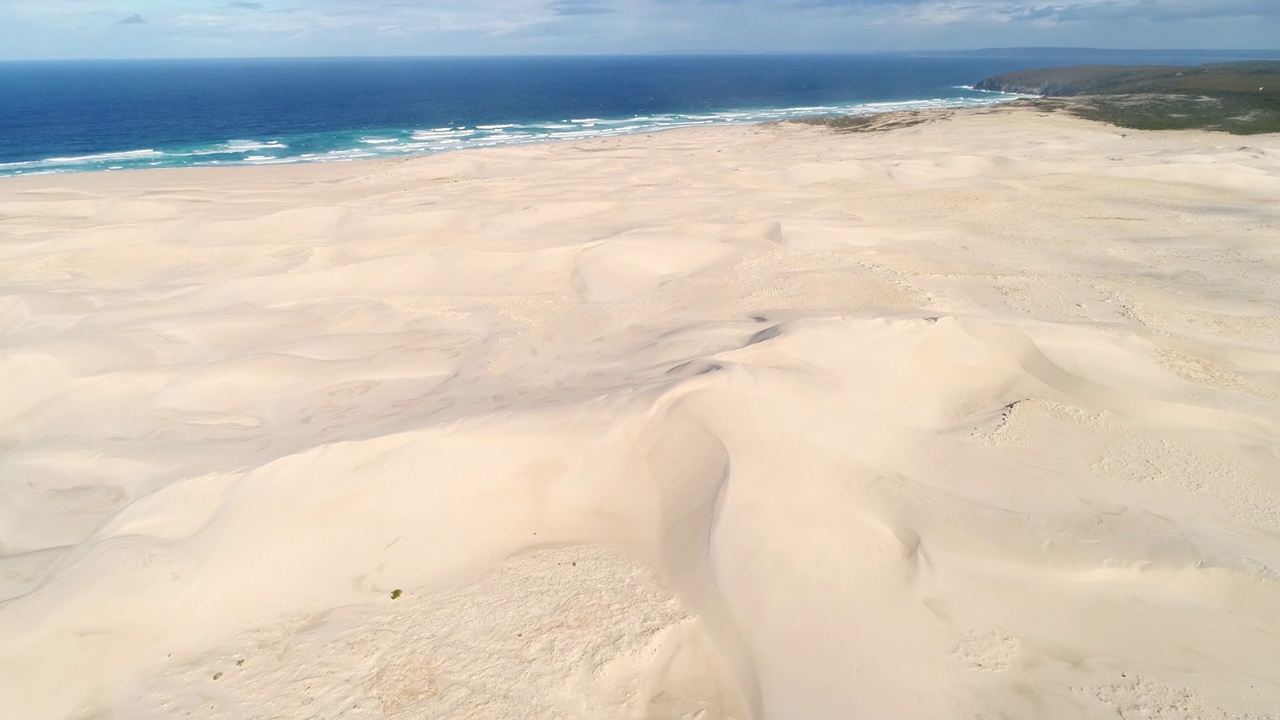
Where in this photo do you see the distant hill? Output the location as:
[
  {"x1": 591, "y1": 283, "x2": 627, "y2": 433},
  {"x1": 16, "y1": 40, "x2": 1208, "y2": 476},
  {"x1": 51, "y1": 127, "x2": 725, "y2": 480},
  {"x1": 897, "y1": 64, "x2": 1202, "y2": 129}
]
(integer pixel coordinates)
[
  {"x1": 972, "y1": 61, "x2": 1280, "y2": 134},
  {"x1": 952, "y1": 48, "x2": 1280, "y2": 61},
  {"x1": 974, "y1": 61, "x2": 1280, "y2": 96}
]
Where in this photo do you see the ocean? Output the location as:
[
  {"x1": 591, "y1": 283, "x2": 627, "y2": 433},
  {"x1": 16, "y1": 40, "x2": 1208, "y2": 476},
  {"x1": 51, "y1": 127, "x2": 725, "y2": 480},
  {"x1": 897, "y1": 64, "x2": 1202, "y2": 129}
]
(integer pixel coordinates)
[{"x1": 0, "y1": 52, "x2": 1268, "y2": 177}]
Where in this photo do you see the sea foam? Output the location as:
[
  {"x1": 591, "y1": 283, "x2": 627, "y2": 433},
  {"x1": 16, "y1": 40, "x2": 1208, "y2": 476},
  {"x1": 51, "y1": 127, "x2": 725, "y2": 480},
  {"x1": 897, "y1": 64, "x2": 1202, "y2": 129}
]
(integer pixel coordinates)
[{"x1": 0, "y1": 94, "x2": 1018, "y2": 177}]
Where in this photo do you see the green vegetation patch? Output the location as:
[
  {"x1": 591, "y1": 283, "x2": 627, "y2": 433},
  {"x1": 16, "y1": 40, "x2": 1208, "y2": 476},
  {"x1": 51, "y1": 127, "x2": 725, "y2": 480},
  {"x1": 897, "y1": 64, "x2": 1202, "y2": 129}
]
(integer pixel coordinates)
[
  {"x1": 786, "y1": 61, "x2": 1280, "y2": 136},
  {"x1": 973, "y1": 61, "x2": 1280, "y2": 134},
  {"x1": 974, "y1": 61, "x2": 1280, "y2": 97},
  {"x1": 1016, "y1": 93, "x2": 1280, "y2": 135},
  {"x1": 789, "y1": 110, "x2": 951, "y2": 133}
]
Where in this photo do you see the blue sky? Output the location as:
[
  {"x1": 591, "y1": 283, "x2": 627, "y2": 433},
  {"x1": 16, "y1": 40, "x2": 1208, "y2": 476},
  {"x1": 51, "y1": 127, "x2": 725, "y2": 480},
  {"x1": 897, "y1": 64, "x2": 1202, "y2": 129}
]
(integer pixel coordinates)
[{"x1": 1, "y1": 1, "x2": 1277, "y2": 59}]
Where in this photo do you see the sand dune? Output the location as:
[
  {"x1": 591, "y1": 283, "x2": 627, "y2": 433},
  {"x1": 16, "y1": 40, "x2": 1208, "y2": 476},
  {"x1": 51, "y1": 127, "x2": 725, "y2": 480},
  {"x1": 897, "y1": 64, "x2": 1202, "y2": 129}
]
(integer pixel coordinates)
[{"x1": 1, "y1": 105, "x2": 1279, "y2": 719}]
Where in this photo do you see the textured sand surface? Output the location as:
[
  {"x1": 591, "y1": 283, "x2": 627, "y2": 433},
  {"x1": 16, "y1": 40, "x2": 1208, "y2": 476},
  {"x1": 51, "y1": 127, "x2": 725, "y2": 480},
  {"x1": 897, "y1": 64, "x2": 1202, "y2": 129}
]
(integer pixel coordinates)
[{"x1": 1, "y1": 105, "x2": 1279, "y2": 719}]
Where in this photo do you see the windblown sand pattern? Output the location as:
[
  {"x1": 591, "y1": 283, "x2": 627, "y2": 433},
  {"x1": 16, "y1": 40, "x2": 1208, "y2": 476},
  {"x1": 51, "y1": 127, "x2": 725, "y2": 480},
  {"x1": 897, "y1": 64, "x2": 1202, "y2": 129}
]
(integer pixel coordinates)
[{"x1": 1, "y1": 105, "x2": 1278, "y2": 719}]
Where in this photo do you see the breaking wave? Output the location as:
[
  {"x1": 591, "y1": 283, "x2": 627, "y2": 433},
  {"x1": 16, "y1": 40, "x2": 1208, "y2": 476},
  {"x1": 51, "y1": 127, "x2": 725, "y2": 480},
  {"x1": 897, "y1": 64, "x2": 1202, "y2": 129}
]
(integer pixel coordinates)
[{"x1": 0, "y1": 94, "x2": 1020, "y2": 177}]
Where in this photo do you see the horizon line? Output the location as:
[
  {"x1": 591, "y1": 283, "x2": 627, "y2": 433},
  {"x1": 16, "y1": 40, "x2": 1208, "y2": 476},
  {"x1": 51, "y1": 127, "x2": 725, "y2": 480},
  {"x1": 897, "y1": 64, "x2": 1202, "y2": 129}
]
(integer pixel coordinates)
[{"x1": 3, "y1": 47, "x2": 1280, "y2": 63}]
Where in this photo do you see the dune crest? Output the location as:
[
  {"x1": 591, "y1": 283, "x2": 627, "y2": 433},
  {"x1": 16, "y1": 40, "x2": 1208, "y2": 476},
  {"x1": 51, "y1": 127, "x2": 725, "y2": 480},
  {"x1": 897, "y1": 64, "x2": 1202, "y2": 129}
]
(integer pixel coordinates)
[{"x1": 1, "y1": 106, "x2": 1279, "y2": 719}]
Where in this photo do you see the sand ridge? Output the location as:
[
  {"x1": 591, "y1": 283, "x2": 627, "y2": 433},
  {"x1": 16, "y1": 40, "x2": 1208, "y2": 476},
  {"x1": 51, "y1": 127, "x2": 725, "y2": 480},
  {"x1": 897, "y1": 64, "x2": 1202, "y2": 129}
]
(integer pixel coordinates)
[{"x1": 1, "y1": 105, "x2": 1279, "y2": 719}]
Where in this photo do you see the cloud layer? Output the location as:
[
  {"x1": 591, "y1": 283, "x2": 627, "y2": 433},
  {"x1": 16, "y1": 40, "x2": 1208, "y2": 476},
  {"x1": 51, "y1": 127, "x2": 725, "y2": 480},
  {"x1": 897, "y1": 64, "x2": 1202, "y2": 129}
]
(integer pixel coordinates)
[{"x1": 1, "y1": 0, "x2": 1276, "y2": 58}]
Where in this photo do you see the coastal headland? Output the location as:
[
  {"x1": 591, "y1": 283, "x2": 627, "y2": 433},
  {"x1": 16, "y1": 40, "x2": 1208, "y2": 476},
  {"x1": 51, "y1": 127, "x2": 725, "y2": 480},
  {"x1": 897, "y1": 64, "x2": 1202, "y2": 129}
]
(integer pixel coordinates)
[
  {"x1": 1, "y1": 103, "x2": 1279, "y2": 719},
  {"x1": 974, "y1": 60, "x2": 1280, "y2": 134}
]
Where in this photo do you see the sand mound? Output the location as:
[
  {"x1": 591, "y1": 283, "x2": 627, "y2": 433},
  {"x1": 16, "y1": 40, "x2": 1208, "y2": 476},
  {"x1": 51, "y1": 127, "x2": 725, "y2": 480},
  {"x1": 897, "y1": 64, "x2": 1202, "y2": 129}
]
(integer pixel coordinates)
[
  {"x1": 1, "y1": 106, "x2": 1279, "y2": 719},
  {"x1": 121, "y1": 544, "x2": 743, "y2": 719}
]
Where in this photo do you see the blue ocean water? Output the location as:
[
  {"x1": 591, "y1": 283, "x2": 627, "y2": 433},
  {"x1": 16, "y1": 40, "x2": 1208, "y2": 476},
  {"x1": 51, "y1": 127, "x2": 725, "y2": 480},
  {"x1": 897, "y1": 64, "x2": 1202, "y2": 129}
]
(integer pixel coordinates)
[{"x1": 0, "y1": 52, "x2": 1268, "y2": 176}]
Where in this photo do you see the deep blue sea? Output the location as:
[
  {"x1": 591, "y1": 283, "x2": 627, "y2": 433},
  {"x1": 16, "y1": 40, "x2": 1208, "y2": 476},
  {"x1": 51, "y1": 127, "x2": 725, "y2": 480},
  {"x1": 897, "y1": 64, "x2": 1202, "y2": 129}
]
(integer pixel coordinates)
[{"x1": 0, "y1": 52, "x2": 1271, "y2": 177}]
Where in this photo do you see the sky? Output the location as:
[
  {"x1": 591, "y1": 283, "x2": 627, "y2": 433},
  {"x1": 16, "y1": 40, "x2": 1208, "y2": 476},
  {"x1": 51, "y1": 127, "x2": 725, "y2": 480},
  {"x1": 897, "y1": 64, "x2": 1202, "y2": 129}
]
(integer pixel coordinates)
[{"x1": 0, "y1": 0, "x2": 1277, "y2": 60}]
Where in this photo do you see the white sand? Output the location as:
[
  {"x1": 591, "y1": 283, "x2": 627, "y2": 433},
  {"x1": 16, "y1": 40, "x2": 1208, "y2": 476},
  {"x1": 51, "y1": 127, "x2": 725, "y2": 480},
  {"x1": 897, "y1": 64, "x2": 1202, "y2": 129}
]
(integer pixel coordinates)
[{"x1": 1, "y1": 105, "x2": 1279, "y2": 719}]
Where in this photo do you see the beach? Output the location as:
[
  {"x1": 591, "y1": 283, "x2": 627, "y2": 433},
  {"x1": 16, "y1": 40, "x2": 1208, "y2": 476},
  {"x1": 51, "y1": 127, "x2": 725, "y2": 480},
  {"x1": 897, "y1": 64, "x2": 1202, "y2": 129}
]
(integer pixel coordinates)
[{"x1": 2, "y1": 104, "x2": 1279, "y2": 719}]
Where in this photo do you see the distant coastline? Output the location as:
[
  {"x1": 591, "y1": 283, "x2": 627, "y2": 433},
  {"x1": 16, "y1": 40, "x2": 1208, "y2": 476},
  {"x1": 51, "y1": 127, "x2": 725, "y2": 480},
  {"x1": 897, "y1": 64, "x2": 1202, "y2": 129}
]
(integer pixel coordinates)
[
  {"x1": 923, "y1": 47, "x2": 1280, "y2": 60},
  {"x1": 2, "y1": 50, "x2": 1272, "y2": 178},
  {"x1": 973, "y1": 60, "x2": 1280, "y2": 134}
]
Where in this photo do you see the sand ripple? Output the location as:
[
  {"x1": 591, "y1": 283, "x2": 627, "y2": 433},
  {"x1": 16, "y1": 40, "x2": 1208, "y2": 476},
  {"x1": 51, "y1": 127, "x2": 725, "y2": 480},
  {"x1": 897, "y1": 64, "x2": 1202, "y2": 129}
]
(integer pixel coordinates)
[{"x1": 1, "y1": 107, "x2": 1279, "y2": 719}]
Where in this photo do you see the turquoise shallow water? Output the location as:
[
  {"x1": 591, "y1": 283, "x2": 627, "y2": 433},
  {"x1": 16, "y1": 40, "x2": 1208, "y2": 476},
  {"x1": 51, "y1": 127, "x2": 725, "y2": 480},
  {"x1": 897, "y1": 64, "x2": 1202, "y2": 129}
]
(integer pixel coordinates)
[{"x1": 0, "y1": 52, "x2": 1262, "y2": 176}]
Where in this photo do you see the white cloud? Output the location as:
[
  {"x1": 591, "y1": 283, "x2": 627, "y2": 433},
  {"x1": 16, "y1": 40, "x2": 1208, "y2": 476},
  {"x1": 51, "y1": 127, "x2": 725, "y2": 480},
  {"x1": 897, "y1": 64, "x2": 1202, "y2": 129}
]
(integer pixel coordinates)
[{"x1": 0, "y1": 0, "x2": 1276, "y2": 58}]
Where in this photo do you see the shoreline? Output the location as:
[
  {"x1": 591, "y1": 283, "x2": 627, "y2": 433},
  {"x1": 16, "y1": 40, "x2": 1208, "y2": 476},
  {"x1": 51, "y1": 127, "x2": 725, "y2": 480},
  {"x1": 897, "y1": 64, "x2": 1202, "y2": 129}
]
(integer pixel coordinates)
[
  {"x1": 2, "y1": 106, "x2": 1279, "y2": 720},
  {"x1": 5, "y1": 97, "x2": 1278, "y2": 187},
  {"x1": 0, "y1": 93, "x2": 1025, "y2": 180}
]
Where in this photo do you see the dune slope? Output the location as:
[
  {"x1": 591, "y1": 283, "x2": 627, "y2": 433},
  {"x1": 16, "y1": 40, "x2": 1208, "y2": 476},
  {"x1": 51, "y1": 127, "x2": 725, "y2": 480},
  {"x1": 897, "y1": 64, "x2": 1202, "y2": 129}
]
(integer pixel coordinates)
[{"x1": 1, "y1": 106, "x2": 1279, "y2": 719}]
